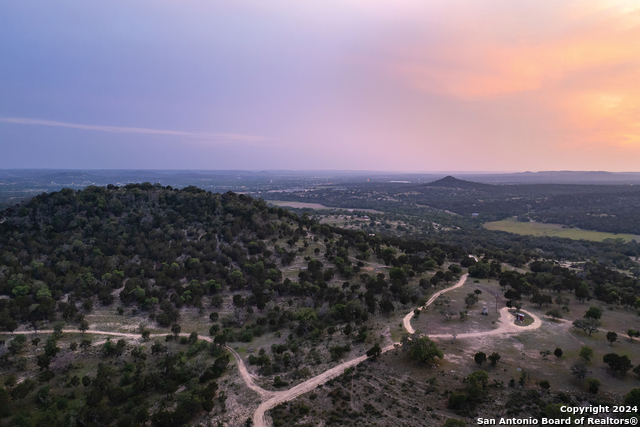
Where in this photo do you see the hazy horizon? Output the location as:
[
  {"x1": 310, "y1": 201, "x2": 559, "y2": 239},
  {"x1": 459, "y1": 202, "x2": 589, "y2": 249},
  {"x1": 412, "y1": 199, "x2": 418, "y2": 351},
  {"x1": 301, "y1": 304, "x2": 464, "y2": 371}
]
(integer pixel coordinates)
[{"x1": 2, "y1": 1, "x2": 640, "y2": 171}]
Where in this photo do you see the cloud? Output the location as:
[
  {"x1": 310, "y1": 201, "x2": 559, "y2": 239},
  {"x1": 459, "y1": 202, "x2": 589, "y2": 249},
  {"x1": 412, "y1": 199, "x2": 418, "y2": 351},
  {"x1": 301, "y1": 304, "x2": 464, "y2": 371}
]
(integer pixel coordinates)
[{"x1": 0, "y1": 117, "x2": 271, "y2": 143}]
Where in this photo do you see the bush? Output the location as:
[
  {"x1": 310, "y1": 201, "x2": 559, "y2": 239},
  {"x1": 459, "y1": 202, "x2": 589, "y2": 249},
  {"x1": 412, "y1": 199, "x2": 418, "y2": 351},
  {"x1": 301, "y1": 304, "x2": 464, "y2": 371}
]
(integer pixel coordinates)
[
  {"x1": 586, "y1": 378, "x2": 600, "y2": 394},
  {"x1": 539, "y1": 380, "x2": 550, "y2": 390},
  {"x1": 448, "y1": 392, "x2": 467, "y2": 410}
]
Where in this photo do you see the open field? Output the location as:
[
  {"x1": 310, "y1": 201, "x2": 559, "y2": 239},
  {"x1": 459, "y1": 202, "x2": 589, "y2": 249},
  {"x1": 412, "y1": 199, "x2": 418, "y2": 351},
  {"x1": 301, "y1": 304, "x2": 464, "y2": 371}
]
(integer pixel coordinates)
[
  {"x1": 484, "y1": 217, "x2": 640, "y2": 242},
  {"x1": 267, "y1": 200, "x2": 383, "y2": 213}
]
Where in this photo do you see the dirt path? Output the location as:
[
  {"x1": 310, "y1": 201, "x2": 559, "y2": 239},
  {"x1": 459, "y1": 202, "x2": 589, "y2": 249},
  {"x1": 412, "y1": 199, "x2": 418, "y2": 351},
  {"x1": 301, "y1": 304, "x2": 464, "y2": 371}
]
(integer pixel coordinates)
[
  {"x1": 0, "y1": 329, "x2": 271, "y2": 400},
  {"x1": 427, "y1": 307, "x2": 541, "y2": 339},
  {"x1": 0, "y1": 273, "x2": 543, "y2": 427},
  {"x1": 404, "y1": 274, "x2": 468, "y2": 334}
]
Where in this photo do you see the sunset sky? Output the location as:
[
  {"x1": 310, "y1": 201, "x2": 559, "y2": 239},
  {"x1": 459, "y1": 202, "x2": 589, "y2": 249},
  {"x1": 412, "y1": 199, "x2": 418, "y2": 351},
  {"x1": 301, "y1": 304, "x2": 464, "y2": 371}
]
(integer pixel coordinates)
[{"x1": 1, "y1": 0, "x2": 640, "y2": 171}]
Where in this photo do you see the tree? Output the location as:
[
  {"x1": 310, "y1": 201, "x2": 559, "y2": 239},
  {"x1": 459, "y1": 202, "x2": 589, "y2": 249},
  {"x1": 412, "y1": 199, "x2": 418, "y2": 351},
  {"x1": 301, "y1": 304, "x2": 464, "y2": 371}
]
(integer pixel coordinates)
[
  {"x1": 466, "y1": 370, "x2": 489, "y2": 400},
  {"x1": 586, "y1": 378, "x2": 600, "y2": 394},
  {"x1": 607, "y1": 331, "x2": 618, "y2": 346},
  {"x1": 603, "y1": 353, "x2": 632, "y2": 376},
  {"x1": 464, "y1": 293, "x2": 478, "y2": 308},
  {"x1": 379, "y1": 298, "x2": 395, "y2": 315},
  {"x1": 488, "y1": 352, "x2": 501, "y2": 366},
  {"x1": 37, "y1": 354, "x2": 51, "y2": 371},
  {"x1": 625, "y1": 388, "x2": 640, "y2": 408},
  {"x1": 80, "y1": 338, "x2": 92, "y2": 352},
  {"x1": 554, "y1": 348, "x2": 563, "y2": 358},
  {"x1": 545, "y1": 309, "x2": 562, "y2": 320},
  {"x1": 579, "y1": 346, "x2": 594, "y2": 362},
  {"x1": 366, "y1": 343, "x2": 382, "y2": 361},
  {"x1": 53, "y1": 322, "x2": 65, "y2": 340},
  {"x1": 141, "y1": 329, "x2": 151, "y2": 341},
  {"x1": 627, "y1": 330, "x2": 640, "y2": 341},
  {"x1": 10, "y1": 379, "x2": 35, "y2": 402},
  {"x1": 531, "y1": 293, "x2": 552, "y2": 308},
  {"x1": 171, "y1": 323, "x2": 181, "y2": 339},
  {"x1": 474, "y1": 352, "x2": 487, "y2": 366},
  {"x1": 408, "y1": 336, "x2": 443, "y2": 364},
  {"x1": 440, "y1": 305, "x2": 456, "y2": 321},
  {"x1": 572, "y1": 318, "x2": 600, "y2": 336},
  {"x1": 82, "y1": 375, "x2": 91, "y2": 387},
  {"x1": 4, "y1": 374, "x2": 17, "y2": 389},
  {"x1": 584, "y1": 307, "x2": 602, "y2": 320},
  {"x1": 575, "y1": 283, "x2": 590, "y2": 303},
  {"x1": 79, "y1": 319, "x2": 89, "y2": 334},
  {"x1": 570, "y1": 363, "x2": 588, "y2": 381}
]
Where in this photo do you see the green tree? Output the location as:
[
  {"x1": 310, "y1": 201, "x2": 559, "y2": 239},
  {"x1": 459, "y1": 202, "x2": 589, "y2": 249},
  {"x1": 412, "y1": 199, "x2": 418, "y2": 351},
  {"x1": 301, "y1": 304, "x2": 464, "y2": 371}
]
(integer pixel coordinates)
[
  {"x1": 603, "y1": 353, "x2": 632, "y2": 375},
  {"x1": 474, "y1": 352, "x2": 487, "y2": 366},
  {"x1": 82, "y1": 375, "x2": 91, "y2": 387},
  {"x1": 10, "y1": 379, "x2": 35, "y2": 402},
  {"x1": 171, "y1": 323, "x2": 181, "y2": 339},
  {"x1": 579, "y1": 346, "x2": 594, "y2": 362},
  {"x1": 554, "y1": 348, "x2": 563, "y2": 358},
  {"x1": 625, "y1": 388, "x2": 640, "y2": 408},
  {"x1": 79, "y1": 319, "x2": 89, "y2": 334},
  {"x1": 607, "y1": 331, "x2": 618, "y2": 346},
  {"x1": 366, "y1": 343, "x2": 382, "y2": 361},
  {"x1": 488, "y1": 352, "x2": 501, "y2": 366},
  {"x1": 545, "y1": 309, "x2": 562, "y2": 320},
  {"x1": 464, "y1": 293, "x2": 479, "y2": 308},
  {"x1": 575, "y1": 283, "x2": 590, "y2": 303},
  {"x1": 408, "y1": 335, "x2": 443, "y2": 364},
  {"x1": 584, "y1": 307, "x2": 602, "y2": 320},
  {"x1": 586, "y1": 378, "x2": 600, "y2": 394},
  {"x1": 572, "y1": 318, "x2": 600, "y2": 336}
]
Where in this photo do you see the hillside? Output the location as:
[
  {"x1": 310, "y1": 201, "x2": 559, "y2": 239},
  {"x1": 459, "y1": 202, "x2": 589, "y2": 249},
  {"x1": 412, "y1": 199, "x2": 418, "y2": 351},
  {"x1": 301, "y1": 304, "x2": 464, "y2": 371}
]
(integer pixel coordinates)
[{"x1": 0, "y1": 183, "x2": 469, "y2": 426}]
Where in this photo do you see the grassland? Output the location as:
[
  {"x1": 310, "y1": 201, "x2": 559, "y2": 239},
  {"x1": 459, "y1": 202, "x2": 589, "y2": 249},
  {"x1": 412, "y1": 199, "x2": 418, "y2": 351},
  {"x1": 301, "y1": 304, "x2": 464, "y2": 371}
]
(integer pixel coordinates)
[{"x1": 484, "y1": 217, "x2": 640, "y2": 242}]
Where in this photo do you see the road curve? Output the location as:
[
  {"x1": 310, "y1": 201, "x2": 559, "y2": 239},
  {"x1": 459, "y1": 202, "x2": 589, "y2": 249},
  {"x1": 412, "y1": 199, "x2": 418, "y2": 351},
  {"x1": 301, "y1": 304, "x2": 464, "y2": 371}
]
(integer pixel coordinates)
[
  {"x1": 404, "y1": 274, "x2": 468, "y2": 334},
  {"x1": 0, "y1": 329, "x2": 272, "y2": 400},
  {"x1": 0, "y1": 272, "x2": 542, "y2": 427}
]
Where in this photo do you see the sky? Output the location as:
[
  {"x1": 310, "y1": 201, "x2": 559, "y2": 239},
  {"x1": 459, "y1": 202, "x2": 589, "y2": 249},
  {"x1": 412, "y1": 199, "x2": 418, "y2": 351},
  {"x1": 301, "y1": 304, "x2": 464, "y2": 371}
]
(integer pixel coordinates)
[{"x1": 1, "y1": 0, "x2": 640, "y2": 171}]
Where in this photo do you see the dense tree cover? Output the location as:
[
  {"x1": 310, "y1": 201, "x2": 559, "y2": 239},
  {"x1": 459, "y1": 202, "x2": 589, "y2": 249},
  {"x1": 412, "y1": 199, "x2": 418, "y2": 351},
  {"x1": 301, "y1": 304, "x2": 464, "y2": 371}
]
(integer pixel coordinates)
[
  {"x1": 1, "y1": 327, "x2": 230, "y2": 426},
  {"x1": 0, "y1": 184, "x2": 305, "y2": 330},
  {"x1": 495, "y1": 260, "x2": 639, "y2": 309},
  {"x1": 0, "y1": 184, "x2": 470, "y2": 337}
]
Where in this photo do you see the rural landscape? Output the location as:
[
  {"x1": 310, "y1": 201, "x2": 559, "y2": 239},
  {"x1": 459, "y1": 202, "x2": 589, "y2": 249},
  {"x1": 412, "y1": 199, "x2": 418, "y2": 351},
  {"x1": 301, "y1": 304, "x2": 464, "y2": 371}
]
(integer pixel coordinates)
[
  {"x1": 1, "y1": 173, "x2": 640, "y2": 426},
  {"x1": 3, "y1": 0, "x2": 640, "y2": 426}
]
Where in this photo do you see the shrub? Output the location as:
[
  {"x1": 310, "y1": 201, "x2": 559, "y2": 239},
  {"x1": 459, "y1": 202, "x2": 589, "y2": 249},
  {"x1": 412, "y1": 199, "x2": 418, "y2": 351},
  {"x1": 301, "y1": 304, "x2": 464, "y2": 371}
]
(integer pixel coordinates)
[{"x1": 586, "y1": 378, "x2": 600, "y2": 394}]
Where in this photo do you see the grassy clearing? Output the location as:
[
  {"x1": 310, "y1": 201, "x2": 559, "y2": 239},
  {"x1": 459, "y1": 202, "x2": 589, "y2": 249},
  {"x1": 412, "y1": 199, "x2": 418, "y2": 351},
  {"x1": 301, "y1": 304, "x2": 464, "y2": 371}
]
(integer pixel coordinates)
[{"x1": 484, "y1": 217, "x2": 640, "y2": 242}]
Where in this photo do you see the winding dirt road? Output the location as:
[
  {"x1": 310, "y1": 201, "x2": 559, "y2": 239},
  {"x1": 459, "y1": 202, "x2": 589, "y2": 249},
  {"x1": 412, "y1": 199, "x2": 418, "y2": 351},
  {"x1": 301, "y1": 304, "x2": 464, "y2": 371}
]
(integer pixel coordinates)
[{"x1": 0, "y1": 273, "x2": 542, "y2": 427}]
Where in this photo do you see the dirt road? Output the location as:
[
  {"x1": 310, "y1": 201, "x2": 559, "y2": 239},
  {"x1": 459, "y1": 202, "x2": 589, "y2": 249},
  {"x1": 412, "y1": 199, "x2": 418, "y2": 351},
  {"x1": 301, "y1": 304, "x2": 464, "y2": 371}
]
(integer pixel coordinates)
[
  {"x1": 403, "y1": 274, "x2": 468, "y2": 334},
  {"x1": 0, "y1": 272, "x2": 543, "y2": 427}
]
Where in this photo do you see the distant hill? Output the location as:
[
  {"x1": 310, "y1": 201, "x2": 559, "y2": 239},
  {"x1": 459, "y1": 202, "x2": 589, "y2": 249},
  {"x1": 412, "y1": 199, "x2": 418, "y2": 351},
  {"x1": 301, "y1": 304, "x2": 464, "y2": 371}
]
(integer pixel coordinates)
[{"x1": 427, "y1": 175, "x2": 494, "y2": 191}]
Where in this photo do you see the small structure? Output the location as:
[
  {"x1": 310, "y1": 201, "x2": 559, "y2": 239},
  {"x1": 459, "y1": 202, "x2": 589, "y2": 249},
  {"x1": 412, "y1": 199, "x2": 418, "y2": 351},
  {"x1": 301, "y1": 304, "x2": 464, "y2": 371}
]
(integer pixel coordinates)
[
  {"x1": 471, "y1": 213, "x2": 479, "y2": 217},
  {"x1": 515, "y1": 312, "x2": 525, "y2": 322},
  {"x1": 482, "y1": 307, "x2": 488, "y2": 316}
]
